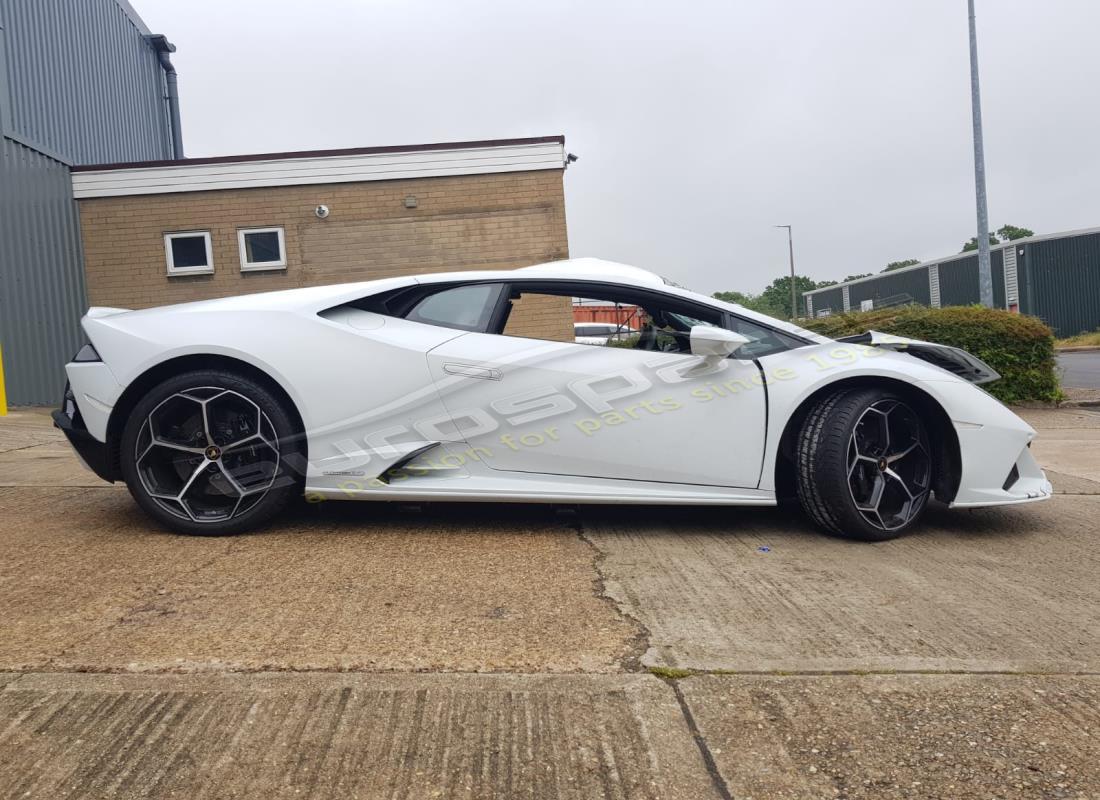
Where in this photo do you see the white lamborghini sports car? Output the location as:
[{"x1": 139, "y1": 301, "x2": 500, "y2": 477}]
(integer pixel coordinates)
[{"x1": 54, "y1": 258, "x2": 1051, "y2": 540}]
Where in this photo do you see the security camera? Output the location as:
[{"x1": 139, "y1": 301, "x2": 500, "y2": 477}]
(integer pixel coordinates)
[
  {"x1": 315, "y1": 205, "x2": 330, "y2": 219},
  {"x1": 565, "y1": 152, "x2": 579, "y2": 164}
]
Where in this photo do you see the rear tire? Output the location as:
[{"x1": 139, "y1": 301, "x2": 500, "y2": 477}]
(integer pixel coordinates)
[
  {"x1": 120, "y1": 369, "x2": 303, "y2": 536},
  {"x1": 795, "y1": 388, "x2": 932, "y2": 541}
]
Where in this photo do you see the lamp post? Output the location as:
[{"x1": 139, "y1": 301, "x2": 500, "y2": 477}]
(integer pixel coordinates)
[
  {"x1": 775, "y1": 225, "x2": 797, "y2": 319},
  {"x1": 968, "y1": 0, "x2": 994, "y2": 307}
]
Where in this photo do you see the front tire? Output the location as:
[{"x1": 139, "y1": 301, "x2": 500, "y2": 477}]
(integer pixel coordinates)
[
  {"x1": 796, "y1": 388, "x2": 932, "y2": 541},
  {"x1": 120, "y1": 370, "x2": 303, "y2": 536}
]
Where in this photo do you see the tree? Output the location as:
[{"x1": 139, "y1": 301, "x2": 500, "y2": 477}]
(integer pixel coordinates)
[
  {"x1": 759, "y1": 275, "x2": 820, "y2": 319},
  {"x1": 712, "y1": 290, "x2": 785, "y2": 318},
  {"x1": 962, "y1": 233, "x2": 1000, "y2": 252},
  {"x1": 843, "y1": 273, "x2": 873, "y2": 282},
  {"x1": 712, "y1": 290, "x2": 753, "y2": 305},
  {"x1": 963, "y1": 224, "x2": 1035, "y2": 251},
  {"x1": 715, "y1": 274, "x2": 838, "y2": 320},
  {"x1": 883, "y1": 259, "x2": 919, "y2": 272},
  {"x1": 996, "y1": 224, "x2": 1034, "y2": 242}
]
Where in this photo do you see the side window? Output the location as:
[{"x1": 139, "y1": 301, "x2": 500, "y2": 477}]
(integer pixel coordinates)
[
  {"x1": 502, "y1": 293, "x2": 576, "y2": 342},
  {"x1": 570, "y1": 301, "x2": 646, "y2": 346},
  {"x1": 492, "y1": 285, "x2": 807, "y2": 358},
  {"x1": 404, "y1": 284, "x2": 502, "y2": 332},
  {"x1": 501, "y1": 288, "x2": 724, "y2": 353},
  {"x1": 576, "y1": 324, "x2": 619, "y2": 338},
  {"x1": 635, "y1": 307, "x2": 721, "y2": 353},
  {"x1": 725, "y1": 315, "x2": 805, "y2": 358}
]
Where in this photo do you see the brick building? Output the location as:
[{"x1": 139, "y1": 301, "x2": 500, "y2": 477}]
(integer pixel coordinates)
[{"x1": 71, "y1": 137, "x2": 573, "y2": 337}]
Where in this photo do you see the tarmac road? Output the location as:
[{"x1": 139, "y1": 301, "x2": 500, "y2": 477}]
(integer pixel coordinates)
[
  {"x1": 1058, "y1": 350, "x2": 1100, "y2": 388},
  {"x1": 0, "y1": 405, "x2": 1098, "y2": 799}
]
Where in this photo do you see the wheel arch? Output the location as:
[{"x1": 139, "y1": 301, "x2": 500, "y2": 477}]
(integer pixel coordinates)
[
  {"x1": 773, "y1": 376, "x2": 961, "y2": 504},
  {"x1": 104, "y1": 353, "x2": 307, "y2": 481}
]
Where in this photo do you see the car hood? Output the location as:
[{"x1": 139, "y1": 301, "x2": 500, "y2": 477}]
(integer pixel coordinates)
[{"x1": 835, "y1": 330, "x2": 1001, "y2": 385}]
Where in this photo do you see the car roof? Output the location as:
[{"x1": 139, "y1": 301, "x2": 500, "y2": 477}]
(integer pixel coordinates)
[
  {"x1": 416, "y1": 257, "x2": 669, "y2": 289},
  {"x1": 106, "y1": 256, "x2": 829, "y2": 344}
]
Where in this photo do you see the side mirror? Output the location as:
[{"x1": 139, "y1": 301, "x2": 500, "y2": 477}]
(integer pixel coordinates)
[{"x1": 689, "y1": 326, "x2": 750, "y2": 363}]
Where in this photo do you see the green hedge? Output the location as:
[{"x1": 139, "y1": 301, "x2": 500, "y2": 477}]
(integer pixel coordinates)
[{"x1": 801, "y1": 305, "x2": 1060, "y2": 404}]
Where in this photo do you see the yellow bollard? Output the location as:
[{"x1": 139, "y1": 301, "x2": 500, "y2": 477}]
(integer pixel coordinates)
[{"x1": 0, "y1": 344, "x2": 7, "y2": 416}]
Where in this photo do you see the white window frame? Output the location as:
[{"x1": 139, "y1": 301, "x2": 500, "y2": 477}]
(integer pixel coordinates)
[
  {"x1": 164, "y1": 231, "x2": 214, "y2": 276},
  {"x1": 237, "y1": 226, "x2": 287, "y2": 272}
]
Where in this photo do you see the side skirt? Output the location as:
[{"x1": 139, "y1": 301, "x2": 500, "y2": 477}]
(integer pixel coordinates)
[{"x1": 305, "y1": 474, "x2": 777, "y2": 506}]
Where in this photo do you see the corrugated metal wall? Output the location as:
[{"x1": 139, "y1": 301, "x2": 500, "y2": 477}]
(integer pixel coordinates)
[
  {"x1": 848, "y1": 267, "x2": 932, "y2": 309},
  {"x1": 1021, "y1": 233, "x2": 1100, "y2": 337},
  {"x1": 0, "y1": 0, "x2": 175, "y2": 404},
  {"x1": 992, "y1": 249, "x2": 1006, "y2": 309},
  {"x1": 0, "y1": 137, "x2": 87, "y2": 404},
  {"x1": 0, "y1": 0, "x2": 172, "y2": 163},
  {"x1": 937, "y1": 250, "x2": 1006, "y2": 307},
  {"x1": 936, "y1": 254, "x2": 978, "y2": 306},
  {"x1": 1016, "y1": 247, "x2": 1033, "y2": 316},
  {"x1": 804, "y1": 233, "x2": 1100, "y2": 336},
  {"x1": 808, "y1": 286, "x2": 843, "y2": 316}
]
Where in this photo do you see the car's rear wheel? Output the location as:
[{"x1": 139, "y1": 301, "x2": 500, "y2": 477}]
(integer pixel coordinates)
[
  {"x1": 120, "y1": 370, "x2": 302, "y2": 536},
  {"x1": 796, "y1": 388, "x2": 932, "y2": 541}
]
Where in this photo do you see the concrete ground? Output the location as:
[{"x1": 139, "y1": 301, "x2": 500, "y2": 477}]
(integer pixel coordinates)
[{"x1": 1, "y1": 405, "x2": 1098, "y2": 798}]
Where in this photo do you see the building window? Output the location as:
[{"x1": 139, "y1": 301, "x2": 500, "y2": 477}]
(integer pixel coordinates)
[
  {"x1": 164, "y1": 231, "x2": 214, "y2": 275},
  {"x1": 238, "y1": 227, "x2": 286, "y2": 271}
]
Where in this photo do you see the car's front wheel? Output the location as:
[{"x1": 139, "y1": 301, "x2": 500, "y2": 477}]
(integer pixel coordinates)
[
  {"x1": 120, "y1": 369, "x2": 302, "y2": 536},
  {"x1": 796, "y1": 387, "x2": 932, "y2": 541}
]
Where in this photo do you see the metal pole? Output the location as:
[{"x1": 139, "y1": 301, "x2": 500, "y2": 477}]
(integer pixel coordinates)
[
  {"x1": 787, "y1": 228, "x2": 797, "y2": 318},
  {"x1": 775, "y1": 225, "x2": 797, "y2": 319},
  {"x1": 968, "y1": 0, "x2": 993, "y2": 307}
]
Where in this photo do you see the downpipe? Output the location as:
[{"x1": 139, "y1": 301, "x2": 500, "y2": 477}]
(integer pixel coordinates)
[{"x1": 147, "y1": 35, "x2": 184, "y2": 159}]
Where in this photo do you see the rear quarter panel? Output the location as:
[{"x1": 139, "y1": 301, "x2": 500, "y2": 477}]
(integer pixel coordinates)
[{"x1": 85, "y1": 308, "x2": 467, "y2": 477}]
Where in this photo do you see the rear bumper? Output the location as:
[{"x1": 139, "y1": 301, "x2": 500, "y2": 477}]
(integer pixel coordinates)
[{"x1": 53, "y1": 396, "x2": 116, "y2": 483}]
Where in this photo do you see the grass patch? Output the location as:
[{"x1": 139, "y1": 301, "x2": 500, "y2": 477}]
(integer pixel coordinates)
[
  {"x1": 1056, "y1": 329, "x2": 1100, "y2": 348},
  {"x1": 648, "y1": 666, "x2": 695, "y2": 680}
]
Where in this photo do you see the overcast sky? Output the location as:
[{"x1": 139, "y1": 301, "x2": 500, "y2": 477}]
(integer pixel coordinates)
[{"x1": 136, "y1": 0, "x2": 1100, "y2": 296}]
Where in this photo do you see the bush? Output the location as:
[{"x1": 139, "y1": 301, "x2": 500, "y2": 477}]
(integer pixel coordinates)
[{"x1": 801, "y1": 305, "x2": 1060, "y2": 405}]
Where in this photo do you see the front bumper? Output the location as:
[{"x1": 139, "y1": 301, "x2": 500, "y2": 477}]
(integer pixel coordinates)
[
  {"x1": 53, "y1": 387, "x2": 116, "y2": 483},
  {"x1": 949, "y1": 439, "x2": 1052, "y2": 508},
  {"x1": 912, "y1": 379, "x2": 1052, "y2": 508}
]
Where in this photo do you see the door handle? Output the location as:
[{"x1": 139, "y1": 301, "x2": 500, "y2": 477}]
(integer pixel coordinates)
[{"x1": 443, "y1": 363, "x2": 502, "y2": 381}]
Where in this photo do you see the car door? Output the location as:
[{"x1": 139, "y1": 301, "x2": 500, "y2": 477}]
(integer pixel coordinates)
[{"x1": 423, "y1": 291, "x2": 768, "y2": 489}]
